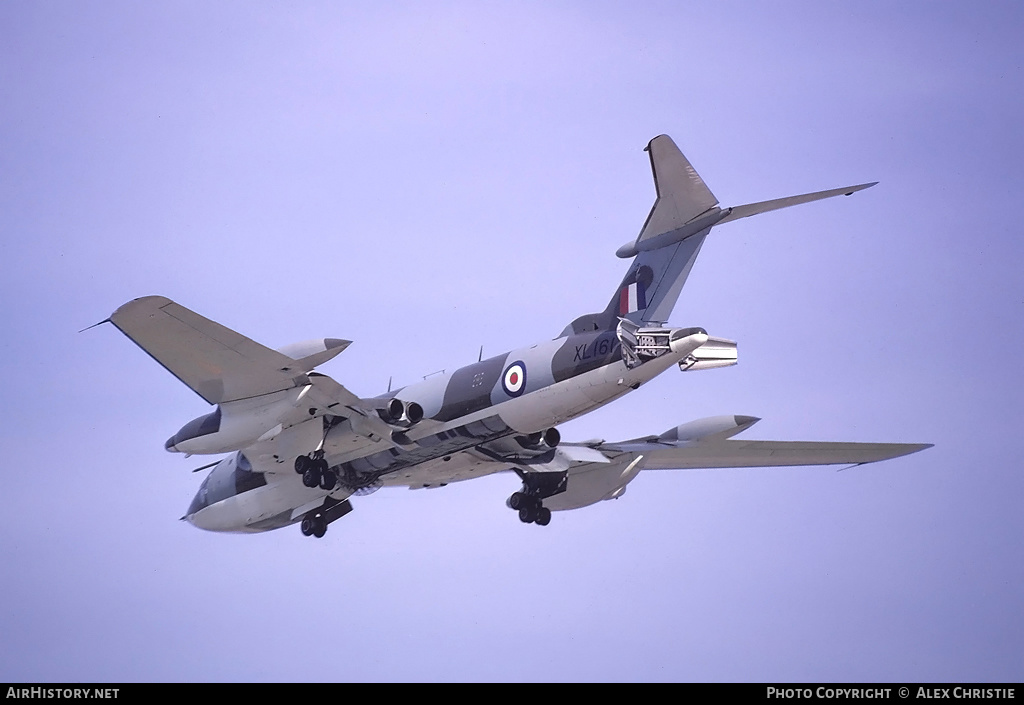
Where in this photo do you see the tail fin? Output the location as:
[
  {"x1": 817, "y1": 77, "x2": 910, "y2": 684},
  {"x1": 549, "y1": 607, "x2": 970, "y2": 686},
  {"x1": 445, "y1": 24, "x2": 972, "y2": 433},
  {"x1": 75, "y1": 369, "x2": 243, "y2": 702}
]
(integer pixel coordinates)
[
  {"x1": 561, "y1": 135, "x2": 877, "y2": 335},
  {"x1": 604, "y1": 135, "x2": 720, "y2": 327},
  {"x1": 636, "y1": 135, "x2": 720, "y2": 245}
]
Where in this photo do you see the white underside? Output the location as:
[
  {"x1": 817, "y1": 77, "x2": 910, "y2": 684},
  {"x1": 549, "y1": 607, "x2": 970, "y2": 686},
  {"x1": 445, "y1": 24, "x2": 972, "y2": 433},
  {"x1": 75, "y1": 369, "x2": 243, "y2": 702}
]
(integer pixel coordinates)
[{"x1": 187, "y1": 347, "x2": 691, "y2": 533}]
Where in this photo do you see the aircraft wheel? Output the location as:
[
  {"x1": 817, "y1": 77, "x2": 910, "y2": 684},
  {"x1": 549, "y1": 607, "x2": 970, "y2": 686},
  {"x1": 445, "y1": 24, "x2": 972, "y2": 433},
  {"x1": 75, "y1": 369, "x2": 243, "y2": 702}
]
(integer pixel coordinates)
[
  {"x1": 319, "y1": 470, "x2": 337, "y2": 491},
  {"x1": 535, "y1": 507, "x2": 551, "y2": 526},
  {"x1": 295, "y1": 455, "x2": 310, "y2": 474},
  {"x1": 312, "y1": 516, "x2": 327, "y2": 538},
  {"x1": 300, "y1": 517, "x2": 314, "y2": 536},
  {"x1": 509, "y1": 492, "x2": 528, "y2": 510},
  {"x1": 316, "y1": 458, "x2": 329, "y2": 474},
  {"x1": 518, "y1": 506, "x2": 536, "y2": 523},
  {"x1": 302, "y1": 467, "x2": 321, "y2": 488}
]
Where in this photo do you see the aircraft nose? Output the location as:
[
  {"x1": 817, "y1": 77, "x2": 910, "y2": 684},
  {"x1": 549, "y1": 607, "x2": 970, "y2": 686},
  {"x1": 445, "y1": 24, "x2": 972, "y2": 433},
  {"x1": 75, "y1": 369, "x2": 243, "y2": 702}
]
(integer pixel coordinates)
[{"x1": 165, "y1": 436, "x2": 178, "y2": 452}]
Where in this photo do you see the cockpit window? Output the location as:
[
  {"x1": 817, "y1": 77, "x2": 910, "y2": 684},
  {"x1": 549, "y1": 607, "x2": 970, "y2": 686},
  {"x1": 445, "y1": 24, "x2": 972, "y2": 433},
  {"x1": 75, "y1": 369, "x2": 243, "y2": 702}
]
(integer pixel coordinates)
[
  {"x1": 186, "y1": 452, "x2": 267, "y2": 517},
  {"x1": 187, "y1": 473, "x2": 212, "y2": 515}
]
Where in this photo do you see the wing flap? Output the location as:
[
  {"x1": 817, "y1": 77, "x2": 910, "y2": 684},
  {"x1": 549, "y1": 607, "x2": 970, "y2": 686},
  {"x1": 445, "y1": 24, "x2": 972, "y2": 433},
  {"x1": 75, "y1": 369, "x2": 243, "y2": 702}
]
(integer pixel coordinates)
[
  {"x1": 544, "y1": 456, "x2": 642, "y2": 511},
  {"x1": 110, "y1": 296, "x2": 309, "y2": 404}
]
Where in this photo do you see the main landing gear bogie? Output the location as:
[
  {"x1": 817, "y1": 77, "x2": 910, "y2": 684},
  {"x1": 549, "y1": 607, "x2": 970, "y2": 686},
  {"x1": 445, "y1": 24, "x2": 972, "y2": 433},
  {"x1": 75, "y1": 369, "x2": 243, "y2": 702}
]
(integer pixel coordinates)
[
  {"x1": 507, "y1": 470, "x2": 565, "y2": 527},
  {"x1": 509, "y1": 492, "x2": 552, "y2": 526},
  {"x1": 295, "y1": 451, "x2": 337, "y2": 491}
]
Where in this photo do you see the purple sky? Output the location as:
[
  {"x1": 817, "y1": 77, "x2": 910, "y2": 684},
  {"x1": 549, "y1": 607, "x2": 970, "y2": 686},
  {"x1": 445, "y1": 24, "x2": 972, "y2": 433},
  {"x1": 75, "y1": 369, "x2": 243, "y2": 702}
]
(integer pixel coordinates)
[{"x1": 2, "y1": 1, "x2": 1022, "y2": 682}]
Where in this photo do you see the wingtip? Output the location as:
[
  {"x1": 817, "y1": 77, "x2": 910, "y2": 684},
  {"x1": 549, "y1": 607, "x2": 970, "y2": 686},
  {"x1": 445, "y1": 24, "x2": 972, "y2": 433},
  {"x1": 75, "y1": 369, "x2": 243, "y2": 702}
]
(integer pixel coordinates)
[
  {"x1": 888, "y1": 442, "x2": 934, "y2": 460},
  {"x1": 110, "y1": 295, "x2": 173, "y2": 320},
  {"x1": 845, "y1": 182, "x2": 879, "y2": 196}
]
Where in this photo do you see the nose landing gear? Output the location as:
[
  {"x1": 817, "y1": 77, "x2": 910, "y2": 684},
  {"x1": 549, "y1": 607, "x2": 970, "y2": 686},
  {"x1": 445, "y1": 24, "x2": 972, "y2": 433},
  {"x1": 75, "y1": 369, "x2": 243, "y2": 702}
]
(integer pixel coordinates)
[
  {"x1": 300, "y1": 512, "x2": 327, "y2": 538},
  {"x1": 298, "y1": 497, "x2": 354, "y2": 539}
]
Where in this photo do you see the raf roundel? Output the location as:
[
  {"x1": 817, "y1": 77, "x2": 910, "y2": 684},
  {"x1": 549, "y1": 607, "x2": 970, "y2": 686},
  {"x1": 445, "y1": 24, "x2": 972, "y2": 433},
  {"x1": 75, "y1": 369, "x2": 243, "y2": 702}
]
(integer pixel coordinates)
[{"x1": 502, "y1": 360, "x2": 527, "y2": 397}]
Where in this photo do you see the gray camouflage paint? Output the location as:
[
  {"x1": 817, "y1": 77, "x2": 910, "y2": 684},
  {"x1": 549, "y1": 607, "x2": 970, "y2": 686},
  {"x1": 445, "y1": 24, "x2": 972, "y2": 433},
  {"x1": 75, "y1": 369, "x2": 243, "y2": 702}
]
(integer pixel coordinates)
[{"x1": 563, "y1": 230, "x2": 708, "y2": 334}]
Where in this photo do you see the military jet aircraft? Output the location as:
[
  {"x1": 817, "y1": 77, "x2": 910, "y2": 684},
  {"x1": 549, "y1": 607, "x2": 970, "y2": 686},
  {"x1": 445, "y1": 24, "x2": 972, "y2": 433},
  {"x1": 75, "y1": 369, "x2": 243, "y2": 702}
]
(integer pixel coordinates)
[{"x1": 106, "y1": 135, "x2": 930, "y2": 538}]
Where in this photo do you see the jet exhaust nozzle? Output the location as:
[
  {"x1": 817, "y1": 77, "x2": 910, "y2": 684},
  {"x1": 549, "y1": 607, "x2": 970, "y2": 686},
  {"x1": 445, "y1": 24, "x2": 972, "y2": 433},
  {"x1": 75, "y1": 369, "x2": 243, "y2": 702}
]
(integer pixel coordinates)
[
  {"x1": 378, "y1": 398, "x2": 424, "y2": 427},
  {"x1": 518, "y1": 427, "x2": 560, "y2": 450}
]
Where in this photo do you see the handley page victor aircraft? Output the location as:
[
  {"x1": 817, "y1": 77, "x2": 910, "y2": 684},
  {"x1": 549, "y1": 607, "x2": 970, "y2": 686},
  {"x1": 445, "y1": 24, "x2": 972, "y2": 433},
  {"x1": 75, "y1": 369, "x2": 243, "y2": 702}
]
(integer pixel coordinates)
[{"x1": 105, "y1": 135, "x2": 930, "y2": 538}]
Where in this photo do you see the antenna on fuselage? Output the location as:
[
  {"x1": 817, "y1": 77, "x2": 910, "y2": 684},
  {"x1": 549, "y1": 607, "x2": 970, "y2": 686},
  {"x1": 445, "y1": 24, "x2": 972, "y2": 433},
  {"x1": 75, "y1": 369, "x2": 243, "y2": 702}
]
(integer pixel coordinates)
[
  {"x1": 387, "y1": 376, "x2": 393, "y2": 393},
  {"x1": 478, "y1": 345, "x2": 483, "y2": 362}
]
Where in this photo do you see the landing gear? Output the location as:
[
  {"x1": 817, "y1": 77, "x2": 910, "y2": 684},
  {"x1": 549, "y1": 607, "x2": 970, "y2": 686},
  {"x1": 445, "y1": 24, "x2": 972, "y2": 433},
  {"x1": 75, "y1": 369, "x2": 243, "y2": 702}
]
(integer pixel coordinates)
[
  {"x1": 300, "y1": 513, "x2": 327, "y2": 538},
  {"x1": 296, "y1": 451, "x2": 335, "y2": 490},
  {"x1": 319, "y1": 470, "x2": 337, "y2": 491},
  {"x1": 295, "y1": 450, "x2": 327, "y2": 475},
  {"x1": 507, "y1": 470, "x2": 565, "y2": 527},
  {"x1": 302, "y1": 468, "x2": 320, "y2": 488},
  {"x1": 297, "y1": 497, "x2": 354, "y2": 539},
  {"x1": 514, "y1": 498, "x2": 553, "y2": 525},
  {"x1": 510, "y1": 492, "x2": 553, "y2": 526}
]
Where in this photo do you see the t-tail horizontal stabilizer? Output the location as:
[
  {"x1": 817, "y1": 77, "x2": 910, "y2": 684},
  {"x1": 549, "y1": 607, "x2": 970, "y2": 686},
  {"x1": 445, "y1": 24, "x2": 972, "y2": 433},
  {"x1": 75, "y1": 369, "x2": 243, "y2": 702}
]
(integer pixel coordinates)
[
  {"x1": 716, "y1": 181, "x2": 878, "y2": 226},
  {"x1": 616, "y1": 135, "x2": 876, "y2": 259}
]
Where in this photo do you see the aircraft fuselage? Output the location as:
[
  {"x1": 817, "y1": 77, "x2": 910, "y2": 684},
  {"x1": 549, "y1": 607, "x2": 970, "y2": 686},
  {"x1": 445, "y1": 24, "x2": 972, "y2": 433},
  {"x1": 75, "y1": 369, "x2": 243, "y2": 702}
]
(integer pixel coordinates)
[{"x1": 184, "y1": 326, "x2": 707, "y2": 533}]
